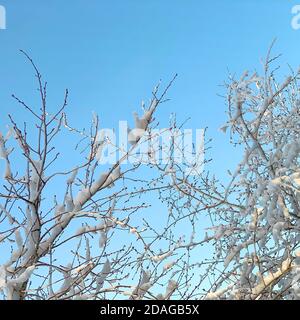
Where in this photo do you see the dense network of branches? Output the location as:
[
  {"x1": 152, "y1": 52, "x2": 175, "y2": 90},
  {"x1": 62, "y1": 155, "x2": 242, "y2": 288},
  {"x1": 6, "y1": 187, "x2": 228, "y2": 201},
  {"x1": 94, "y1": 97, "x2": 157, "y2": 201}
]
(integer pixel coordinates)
[
  {"x1": 0, "y1": 52, "x2": 207, "y2": 300},
  {"x1": 1, "y1": 46, "x2": 300, "y2": 300},
  {"x1": 170, "y1": 45, "x2": 300, "y2": 300}
]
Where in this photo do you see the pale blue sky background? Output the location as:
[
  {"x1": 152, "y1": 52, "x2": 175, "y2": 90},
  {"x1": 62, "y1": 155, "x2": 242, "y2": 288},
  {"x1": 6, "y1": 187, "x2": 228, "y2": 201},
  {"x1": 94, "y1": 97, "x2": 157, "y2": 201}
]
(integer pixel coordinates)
[
  {"x1": 0, "y1": 0, "x2": 300, "y2": 178},
  {"x1": 0, "y1": 1, "x2": 300, "y2": 290}
]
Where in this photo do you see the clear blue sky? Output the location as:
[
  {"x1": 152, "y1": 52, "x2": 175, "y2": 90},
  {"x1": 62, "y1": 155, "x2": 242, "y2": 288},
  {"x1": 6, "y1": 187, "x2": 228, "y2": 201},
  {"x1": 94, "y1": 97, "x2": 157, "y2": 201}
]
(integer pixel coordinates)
[
  {"x1": 0, "y1": 1, "x2": 300, "y2": 288},
  {"x1": 0, "y1": 0, "x2": 300, "y2": 177}
]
